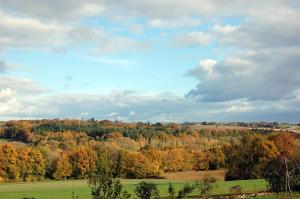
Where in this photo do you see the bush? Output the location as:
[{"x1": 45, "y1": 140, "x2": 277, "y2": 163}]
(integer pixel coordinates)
[
  {"x1": 88, "y1": 158, "x2": 122, "y2": 199},
  {"x1": 195, "y1": 176, "x2": 216, "y2": 199},
  {"x1": 229, "y1": 185, "x2": 242, "y2": 195},
  {"x1": 135, "y1": 181, "x2": 160, "y2": 199},
  {"x1": 168, "y1": 182, "x2": 176, "y2": 199},
  {"x1": 72, "y1": 192, "x2": 79, "y2": 199},
  {"x1": 121, "y1": 191, "x2": 131, "y2": 199},
  {"x1": 177, "y1": 183, "x2": 195, "y2": 199}
]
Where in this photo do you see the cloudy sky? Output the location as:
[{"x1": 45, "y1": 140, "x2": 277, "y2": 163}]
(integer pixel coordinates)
[{"x1": 0, "y1": 0, "x2": 300, "y2": 122}]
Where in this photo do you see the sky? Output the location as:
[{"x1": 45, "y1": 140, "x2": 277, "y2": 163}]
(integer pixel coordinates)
[{"x1": 0, "y1": 0, "x2": 300, "y2": 122}]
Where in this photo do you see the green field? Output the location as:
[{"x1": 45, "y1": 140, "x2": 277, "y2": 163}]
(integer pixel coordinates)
[{"x1": 0, "y1": 179, "x2": 268, "y2": 199}]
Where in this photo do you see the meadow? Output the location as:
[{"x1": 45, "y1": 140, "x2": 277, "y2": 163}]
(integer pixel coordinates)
[{"x1": 0, "y1": 178, "x2": 268, "y2": 199}]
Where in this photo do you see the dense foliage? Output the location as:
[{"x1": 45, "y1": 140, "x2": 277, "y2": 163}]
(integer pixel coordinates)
[{"x1": 0, "y1": 119, "x2": 299, "y2": 194}]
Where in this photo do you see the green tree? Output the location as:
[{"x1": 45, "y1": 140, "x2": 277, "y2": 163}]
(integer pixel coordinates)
[
  {"x1": 177, "y1": 183, "x2": 195, "y2": 199},
  {"x1": 135, "y1": 181, "x2": 160, "y2": 199},
  {"x1": 263, "y1": 158, "x2": 286, "y2": 192},
  {"x1": 88, "y1": 156, "x2": 123, "y2": 199},
  {"x1": 225, "y1": 134, "x2": 274, "y2": 180},
  {"x1": 168, "y1": 182, "x2": 175, "y2": 199},
  {"x1": 263, "y1": 156, "x2": 300, "y2": 193},
  {"x1": 195, "y1": 176, "x2": 216, "y2": 199},
  {"x1": 111, "y1": 150, "x2": 126, "y2": 178}
]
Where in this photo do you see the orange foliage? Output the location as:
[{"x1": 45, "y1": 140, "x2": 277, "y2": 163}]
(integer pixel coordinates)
[
  {"x1": 69, "y1": 147, "x2": 97, "y2": 177},
  {"x1": 123, "y1": 151, "x2": 161, "y2": 178}
]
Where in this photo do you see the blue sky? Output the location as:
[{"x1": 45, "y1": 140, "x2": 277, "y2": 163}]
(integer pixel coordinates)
[{"x1": 0, "y1": 1, "x2": 300, "y2": 122}]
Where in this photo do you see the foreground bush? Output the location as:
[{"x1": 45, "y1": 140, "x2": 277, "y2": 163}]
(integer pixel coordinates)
[
  {"x1": 135, "y1": 181, "x2": 160, "y2": 199},
  {"x1": 88, "y1": 157, "x2": 129, "y2": 199},
  {"x1": 195, "y1": 176, "x2": 216, "y2": 199}
]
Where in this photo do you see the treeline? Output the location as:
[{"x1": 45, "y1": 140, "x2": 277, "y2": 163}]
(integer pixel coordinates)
[
  {"x1": 0, "y1": 144, "x2": 45, "y2": 182},
  {"x1": 0, "y1": 142, "x2": 225, "y2": 181},
  {"x1": 0, "y1": 120, "x2": 241, "y2": 182},
  {"x1": 1, "y1": 119, "x2": 248, "y2": 142}
]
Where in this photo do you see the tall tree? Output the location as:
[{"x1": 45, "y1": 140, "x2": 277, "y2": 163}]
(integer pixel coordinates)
[
  {"x1": 17, "y1": 147, "x2": 32, "y2": 182},
  {"x1": 53, "y1": 152, "x2": 72, "y2": 180},
  {"x1": 70, "y1": 147, "x2": 97, "y2": 177},
  {"x1": 0, "y1": 144, "x2": 19, "y2": 181}
]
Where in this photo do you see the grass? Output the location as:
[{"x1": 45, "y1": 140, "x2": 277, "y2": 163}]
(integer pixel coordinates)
[{"x1": 0, "y1": 178, "x2": 268, "y2": 199}]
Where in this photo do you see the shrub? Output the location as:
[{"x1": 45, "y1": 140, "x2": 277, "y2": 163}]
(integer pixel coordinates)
[
  {"x1": 177, "y1": 183, "x2": 195, "y2": 199},
  {"x1": 135, "y1": 181, "x2": 160, "y2": 199},
  {"x1": 168, "y1": 182, "x2": 176, "y2": 199},
  {"x1": 229, "y1": 185, "x2": 242, "y2": 195},
  {"x1": 88, "y1": 158, "x2": 122, "y2": 199},
  {"x1": 121, "y1": 191, "x2": 131, "y2": 199},
  {"x1": 72, "y1": 192, "x2": 79, "y2": 199},
  {"x1": 195, "y1": 176, "x2": 216, "y2": 199}
]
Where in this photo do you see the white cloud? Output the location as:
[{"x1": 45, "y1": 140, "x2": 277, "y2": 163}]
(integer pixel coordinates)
[
  {"x1": 219, "y1": 7, "x2": 300, "y2": 48},
  {"x1": 129, "y1": 24, "x2": 144, "y2": 34},
  {"x1": 0, "y1": 88, "x2": 15, "y2": 103},
  {"x1": 129, "y1": 110, "x2": 136, "y2": 116},
  {"x1": 198, "y1": 59, "x2": 217, "y2": 76},
  {"x1": 188, "y1": 48, "x2": 300, "y2": 102},
  {"x1": 226, "y1": 105, "x2": 253, "y2": 113},
  {"x1": 1, "y1": 89, "x2": 300, "y2": 122},
  {"x1": 90, "y1": 37, "x2": 149, "y2": 54},
  {"x1": 67, "y1": 27, "x2": 149, "y2": 53},
  {"x1": 0, "y1": 11, "x2": 147, "y2": 53},
  {"x1": 0, "y1": 11, "x2": 67, "y2": 50},
  {"x1": 0, "y1": 77, "x2": 48, "y2": 94},
  {"x1": 148, "y1": 17, "x2": 201, "y2": 28},
  {"x1": 213, "y1": 24, "x2": 238, "y2": 34},
  {"x1": 175, "y1": 32, "x2": 211, "y2": 47},
  {"x1": 0, "y1": 0, "x2": 105, "y2": 21},
  {"x1": 187, "y1": 0, "x2": 300, "y2": 105}
]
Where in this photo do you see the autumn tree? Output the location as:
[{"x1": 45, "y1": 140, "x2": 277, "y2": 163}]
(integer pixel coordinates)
[
  {"x1": 70, "y1": 147, "x2": 97, "y2": 178},
  {"x1": 163, "y1": 148, "x2": 185, "y2": 172},
  {"x1": 207, "y1": 147, "x2": 225, "y2": 170},
  {"x1": 193, "y1": 150, "x2": 210, "y2": 171},
  {"x1": 0, "y1": 144, "x2": 19, "y2": 181},
  {"x1": 110, "y1": 150, "x2": 126, "y2": 178},
  {"x1": 53, "y1": 151, "x2": 72, "y2": 180},
  {"x1": 269, "y1": 132, "x2": 296, "y2": 157},
  {"x1": 225, "y1": 134, "x2": 277, "y2": 180},
  {"x1": 141, "y1": 145, "x2": 163, "y2": 169},
  {"x1": 123, "y1": 151, "x2": 161, "y2": 178},
  {"x1": 17, "y1": 147, "x2": 32, "y2": 182},
  {"x1": 263, "y1": 133, "x2": 299, "y2": 195},
  {"x1": 29, "y1": 148, "x2": 46, "y2": 181}
]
